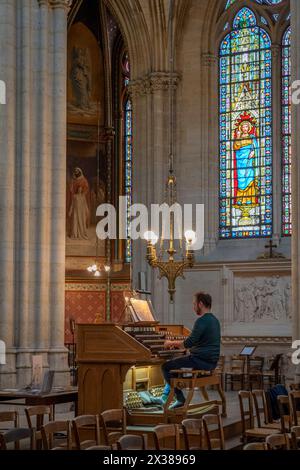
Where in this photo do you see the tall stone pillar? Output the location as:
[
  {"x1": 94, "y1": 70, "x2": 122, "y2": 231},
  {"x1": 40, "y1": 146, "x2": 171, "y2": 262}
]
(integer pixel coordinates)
[
  {"x1": 0, "y1": 0, "x2": 17, "y2": 387},
  {"x1": 0, "y1": 0, "x2": 70, "y2": 387},
  {"x1": 129, "y1": 72, "x2": 180, "y2": 323},
  {"x1": 291, "y1": 0, "x2": 300, "y2": 378}
]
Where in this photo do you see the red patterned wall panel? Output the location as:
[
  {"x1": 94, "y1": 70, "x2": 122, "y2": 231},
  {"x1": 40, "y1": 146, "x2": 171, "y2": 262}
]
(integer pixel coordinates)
[
  {"x1": 65, "y1": 290, "x2": 106, "y2": 343},
  {"x1": 65, "y1": 284, "x2": 131, "y2": 343}
]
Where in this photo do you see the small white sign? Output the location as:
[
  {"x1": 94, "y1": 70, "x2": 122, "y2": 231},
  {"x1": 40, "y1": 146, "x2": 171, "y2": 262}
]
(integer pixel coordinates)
[
  {"x1": 0, "y1": 340, "x2": 6, "y2": 365},
  {"x1": 32, "y1": 355, "x2": 43, "y2": 388},
  {"x1": 0, "y1": 80, "x2": 6, "y2": 104}
]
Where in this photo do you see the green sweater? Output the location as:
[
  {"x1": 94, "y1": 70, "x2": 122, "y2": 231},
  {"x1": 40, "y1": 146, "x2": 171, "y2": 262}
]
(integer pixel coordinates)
[{"x1": 183, "y1": 312, "x2": 220, "y2": 364}]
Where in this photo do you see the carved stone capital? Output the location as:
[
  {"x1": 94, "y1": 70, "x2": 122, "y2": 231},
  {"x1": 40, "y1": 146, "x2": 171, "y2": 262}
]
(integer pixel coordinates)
[
  {"x1": 38, "y1": 0, "x2": 72, "y2": 10},
  {"x1": 127, "y1": 79, "x2": 149, "y2": 98},
  {"x1": 128, "y1": 72, "x2": 181, "y2": 98},
  {"x1": 201, "y1": 52, "x2": 217, "y2": 67},
  {"x1": 148, "y1": 72, "x2": 181, "y2": 92}
]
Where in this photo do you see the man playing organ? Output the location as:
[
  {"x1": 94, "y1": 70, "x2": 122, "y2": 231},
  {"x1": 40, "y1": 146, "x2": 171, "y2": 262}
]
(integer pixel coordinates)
[{"x1": 156, "y1": 292, "x2": 221, "y2": 409}]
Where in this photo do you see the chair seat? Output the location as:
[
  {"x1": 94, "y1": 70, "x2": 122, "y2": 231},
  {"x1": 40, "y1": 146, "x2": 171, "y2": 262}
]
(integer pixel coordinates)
[
  {"x1": 261, "y1": 422, "x2": 281, "y2": 430},
  {"x1": 245, "y1": 427, "x2": 279, "y2": 438}
]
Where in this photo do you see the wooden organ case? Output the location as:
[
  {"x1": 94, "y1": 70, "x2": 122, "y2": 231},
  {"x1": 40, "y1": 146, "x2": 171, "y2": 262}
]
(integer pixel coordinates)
[{"x1": 77, "y1": 300, "x2": 226, "y2": 424}]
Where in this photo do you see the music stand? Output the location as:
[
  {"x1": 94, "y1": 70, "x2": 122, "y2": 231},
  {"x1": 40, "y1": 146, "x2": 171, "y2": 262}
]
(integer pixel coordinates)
[{"x1": 239, "y1": 345, "x2": 257, "y2": 390}]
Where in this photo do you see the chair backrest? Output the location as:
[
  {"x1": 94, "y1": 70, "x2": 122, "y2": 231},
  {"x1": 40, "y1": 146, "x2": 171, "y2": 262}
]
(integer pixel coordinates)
[
  {"x1": 277, "y1": 395, "x2": 292, "y2": 432},
  {"x1": 266, "y1": 433, "x2": 290, "y2": 450},
  {"x1": 202, "y1": 414, "x2": 225, "y2": 450},
  {"x1": 215, "y1": 355, "x2": 225, "y2": 372},
  {"x1": 0, "y1": 411, "x2": 19, "y2": 450},
  {"x1": 0, "y1": 411, "x2": 18, "y2": 428},
  {"x1": 239, "y1": 390, "x2": 254, "y2": 436},
  {"x1": 181, "y1": 418, "x2": 203, "y2": 450},
  {"x1": 290, "y1": 383, "x2": 300, "y2": 391},
  {"x1": 72, "y1": 415, "x2": 100, "y2": 450},
  {"x1": 291, "y1": 425, "x2": 300, "y2": 450},
  {"x1": 25, "y1": 405, "x2": 52, "y2": 431},
  {"x1": 290, "y1": 390, "x2": 300, "y2": 426},
  {"x1": 100, "y1": 409, "x2": 126, "y2": 446},
  {"x1": 252, "y1": 390, "x2": 270, "y2": 427},
  {"x1": 249, "y1": 357, "x2": 264, "y2": 373},
  {"x1": 230, "y1": 355, "x2": 245, "y2": 373},
  {"x1": 116, "y1": 434, "x2": 147, "y2": 450},
  {"x1": 153, "y1": 424, "x2": 180, "y2": 450},
  {"x1": 243, "y1": 442, "x2": 267, "y2": 450},
  {"x1": 41, "y1": 420, "x2": 72, "y2": 450}
]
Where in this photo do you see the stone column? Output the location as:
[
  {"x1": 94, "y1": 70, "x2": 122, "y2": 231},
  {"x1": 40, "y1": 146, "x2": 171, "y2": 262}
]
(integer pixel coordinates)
[
  {"x1": 0, "y1": 0, "x2": 17, "y2": 387},
  {"x1": 291, "y1": 0, "x2": 300, "y2": 349},
  {"x1": 0, "y1": 0, "x2": 70, "y2": 387},
  {"x1": 129, "y1": 72, "x2": 181, "y2": 323},
  {"x1": 201, "y1": 52, "x2": 219, "y2": 255},
  {"x1": 47, "y1": 0, "x2": 70, "y2": 382}
]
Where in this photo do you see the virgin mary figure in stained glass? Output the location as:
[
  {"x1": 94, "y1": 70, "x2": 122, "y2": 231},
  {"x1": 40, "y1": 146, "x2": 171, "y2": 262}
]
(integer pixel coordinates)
[{"x1": 233, "y1": 111, "x2": 259, "y2": 224}]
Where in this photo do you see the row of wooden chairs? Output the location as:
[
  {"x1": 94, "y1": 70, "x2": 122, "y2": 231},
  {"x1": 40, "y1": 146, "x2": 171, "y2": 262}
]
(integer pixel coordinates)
[
  {"x1": 243, "y1": 426, "x2": 300, "y2": 450},
  {"x1": 222, "y1": 355, "x2": 284, "y2": 391},
  {"x1": 238, "y1": 389, "x2": 300, "y2": 443},
  {"x1": 1, "y1": 406, "x2": 224, "y2": 450}
]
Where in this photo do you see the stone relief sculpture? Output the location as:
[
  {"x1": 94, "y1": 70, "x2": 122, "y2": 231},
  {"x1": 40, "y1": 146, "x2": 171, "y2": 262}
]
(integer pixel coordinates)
[{"x1": 234, "y1": 276, "x2": 291, "y2": 323}]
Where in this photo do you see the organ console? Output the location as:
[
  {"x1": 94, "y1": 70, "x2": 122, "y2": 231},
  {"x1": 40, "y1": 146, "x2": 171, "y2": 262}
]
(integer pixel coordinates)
[{"x1": 77, "y1": 299, "x2": 226, "y2": 425}]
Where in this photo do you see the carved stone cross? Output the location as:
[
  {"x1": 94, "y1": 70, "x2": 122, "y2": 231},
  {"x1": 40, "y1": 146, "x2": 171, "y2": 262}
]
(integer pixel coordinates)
[{"x1": 265, "y1": 239, "x2": 277, "y2": 258}]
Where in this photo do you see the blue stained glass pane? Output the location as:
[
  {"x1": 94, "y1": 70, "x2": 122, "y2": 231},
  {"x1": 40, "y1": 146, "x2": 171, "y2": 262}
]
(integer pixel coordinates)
[
  {"x1": 281, "y1": 27, "x2": 292, "y2": 236},
  {"x1": 219, "y1": 8, "x2": 273, "y2": 239}
]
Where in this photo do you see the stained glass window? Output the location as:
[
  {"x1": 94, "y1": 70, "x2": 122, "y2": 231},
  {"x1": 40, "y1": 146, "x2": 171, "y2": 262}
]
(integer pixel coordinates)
[
  {"x1": 219, "y1": 7, "x2": 272, "y2": 238},
  {"x1": 122, "y1": 53, "x2": 133, "y2": 262},
  {"x1": 282, "y1": 27, "x2": 291, "y2": 236}
]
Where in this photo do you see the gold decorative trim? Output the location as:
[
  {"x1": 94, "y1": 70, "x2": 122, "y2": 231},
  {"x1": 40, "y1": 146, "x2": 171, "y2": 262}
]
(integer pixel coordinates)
[
  {"x1": 222, "y1": 336, "x2": 292, "y2": 345},
  {"x1": 65, "y1": 283, "x2": 131, "y2": 291}
]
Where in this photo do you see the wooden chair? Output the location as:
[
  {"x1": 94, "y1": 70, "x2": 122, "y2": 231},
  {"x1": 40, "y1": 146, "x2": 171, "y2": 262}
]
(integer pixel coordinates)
[
  {"x1": 25, "y1": 405, "x2": 52, "y2": 450},
  {"x1": 248, "y1": 357, "x2": 264, "y2": 390},
  {"x1": 41, "y1": 420, "x2": 72, "y2": 450},
  {"x1": 0, "y1": 427, "x2": 35, "y2": 450},
  {"x1": 0, "y1": 411, "x2": 34, "y2": 450},
  {"x1": 213, "y1": 355, "x2": 225, "y2": 391},
  {"x1": 277, "y1": 395, "x2": 292, "y2": 433},
  {"x1": 202, "y1": 413, "x2": 225, "y2": 450},
  {"x1": 289, "y1": 383, "x2": 300, "y2": 391},
  {"x1": 262, "y1": 354, "x2": 283, "y2": 389},
  {"x1": 266, "y1": 433, "x2": 290, "y2": 450},
  {"x1": 291, "y1": 425, "x2": 300, "y2": 450},
  {"x1": 252, "y1": 390, "x2": 280, "y2": 430},
  {"x1": 100, "y1": 409, "x2": 126, "y2": 446},
  {"x1": 85, "y1": 445, "x2": 112, "y2": 450},
  {"x1": 153, "y1": 424, "x2": 180, "y2": 450},
  {"x1": 290, "y1": 390, "x2": 300, "y2": 426},
  {"x1": 182, "y1": 418, "x2": 203, "y2": 450},
  {"x1": 238, "y1": 391, "x2": 279, "y2": 443},
  {"x1": 72, "y1": 415, "x2": 101, "y2": 450},
  {"x1": 225, "y1": 355, "x2": 245, "y2": 391},
  {"x1": 243, "y1": 442, "x2": 267, "y2": 450},
  {"x1": 116, "y1": 434, "x2": 147, "y2": 450}
]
